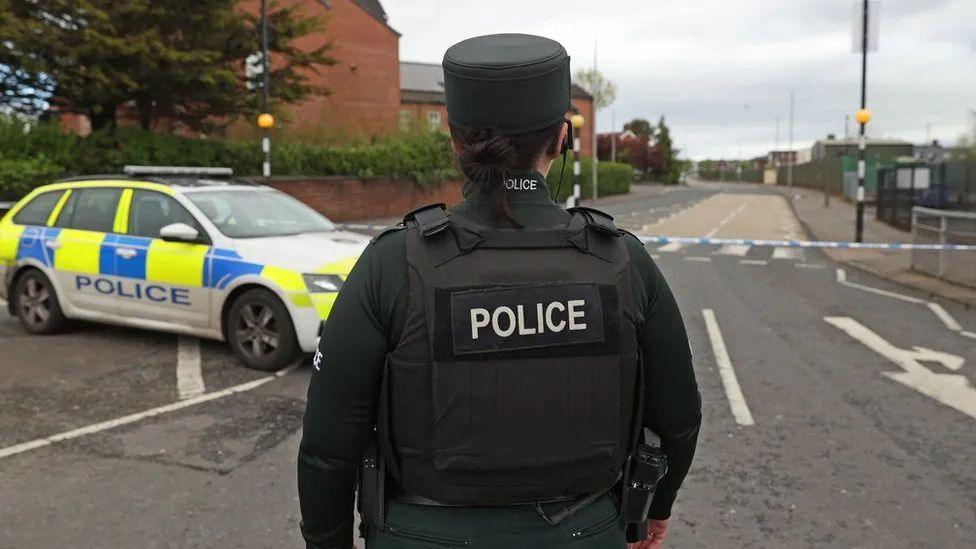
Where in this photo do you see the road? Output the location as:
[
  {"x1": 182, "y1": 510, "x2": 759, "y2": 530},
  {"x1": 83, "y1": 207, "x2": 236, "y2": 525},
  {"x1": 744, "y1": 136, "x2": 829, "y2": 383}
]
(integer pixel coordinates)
[{"x1": 1, "y1": 181, "x2": 974, "y2": 548}]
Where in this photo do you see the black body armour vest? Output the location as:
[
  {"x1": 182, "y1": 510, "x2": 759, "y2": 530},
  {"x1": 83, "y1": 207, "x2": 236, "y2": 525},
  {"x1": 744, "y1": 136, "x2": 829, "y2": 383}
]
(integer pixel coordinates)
[{"x1": 378, "y1": 204, "x2": 640, "y2": 506}]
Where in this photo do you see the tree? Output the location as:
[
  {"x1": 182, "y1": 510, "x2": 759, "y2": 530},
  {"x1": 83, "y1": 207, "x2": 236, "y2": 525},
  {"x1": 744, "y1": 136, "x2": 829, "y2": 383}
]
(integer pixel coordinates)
[
  {"x1": 955, "y1": 110, "x2": 976, "y2": 160},
  {"x1": 0, "y1": 0, "x2": 335, "y2": 131},
  {"x1": 654, "y1": 116, "x2": 682, "y2": 184},
  {"x1": 574, "y1": 68, "x2": 616, "y2": 110},
  {"x1": 623, "y1": 118, "x2": 653, "y2": 140}
]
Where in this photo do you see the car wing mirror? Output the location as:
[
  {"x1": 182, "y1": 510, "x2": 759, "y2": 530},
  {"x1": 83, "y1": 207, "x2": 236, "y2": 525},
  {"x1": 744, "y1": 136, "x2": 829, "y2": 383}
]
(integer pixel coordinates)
[{"x1": 159, "y1": 222, "x2": 200, "y2": 243}]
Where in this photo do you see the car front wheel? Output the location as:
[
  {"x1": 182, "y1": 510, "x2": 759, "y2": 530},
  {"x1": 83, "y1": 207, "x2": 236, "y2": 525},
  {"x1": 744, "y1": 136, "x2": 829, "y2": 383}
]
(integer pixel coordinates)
[
  {"x1": 13, "y1": 269, "x2": 67, "y2": 334},
  {"x1": 226, "y1": 288, "x2": 299, "y2": 371}
]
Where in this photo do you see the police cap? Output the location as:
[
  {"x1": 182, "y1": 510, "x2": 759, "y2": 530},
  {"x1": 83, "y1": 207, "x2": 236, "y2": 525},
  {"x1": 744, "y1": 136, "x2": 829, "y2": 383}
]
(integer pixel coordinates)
[{"x1": 442, "y1": 33, "x2": 571, "y2": 135}]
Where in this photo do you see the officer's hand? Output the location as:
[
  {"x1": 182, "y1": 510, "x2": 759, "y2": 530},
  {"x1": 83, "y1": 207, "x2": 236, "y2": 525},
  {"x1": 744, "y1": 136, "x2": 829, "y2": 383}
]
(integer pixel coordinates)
[{"x1": 627, "y1": 518, "x2": 669, "y2": 548}]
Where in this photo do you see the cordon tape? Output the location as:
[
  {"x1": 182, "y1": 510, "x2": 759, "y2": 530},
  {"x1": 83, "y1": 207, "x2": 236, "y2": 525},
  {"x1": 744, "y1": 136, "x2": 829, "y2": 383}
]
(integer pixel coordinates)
[{"x1": 337, "y1": 224, "x2": 976, "y2": 252}]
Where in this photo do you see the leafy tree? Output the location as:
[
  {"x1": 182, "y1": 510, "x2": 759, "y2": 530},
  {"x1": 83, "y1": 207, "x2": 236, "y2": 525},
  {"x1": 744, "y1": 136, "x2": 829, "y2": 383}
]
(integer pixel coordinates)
[
  {"x1": 574, "y1": 68, "x2": 616, "y2": 110},
  {"x1": 0, "y1": 0, "x2": 335, "y2": 131},
  {"x1": 623, "y1": 118, "x2": 653, "y2": 139},
  {"x1": 655, "y1": 116, "x2": 682, "y2": 184}
]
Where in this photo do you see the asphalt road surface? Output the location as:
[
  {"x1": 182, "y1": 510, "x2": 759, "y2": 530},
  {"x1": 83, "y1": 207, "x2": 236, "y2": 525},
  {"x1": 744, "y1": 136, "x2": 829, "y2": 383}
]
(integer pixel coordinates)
[{"x1": 1, "y1": 181, "x2": 974, "y2": 548}]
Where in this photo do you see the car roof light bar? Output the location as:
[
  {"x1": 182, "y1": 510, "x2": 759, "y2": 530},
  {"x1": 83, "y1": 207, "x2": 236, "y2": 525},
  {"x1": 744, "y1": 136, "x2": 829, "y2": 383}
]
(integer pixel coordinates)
[{"x1": 123, "y1": 165, "x2": 234, "y2": 177}]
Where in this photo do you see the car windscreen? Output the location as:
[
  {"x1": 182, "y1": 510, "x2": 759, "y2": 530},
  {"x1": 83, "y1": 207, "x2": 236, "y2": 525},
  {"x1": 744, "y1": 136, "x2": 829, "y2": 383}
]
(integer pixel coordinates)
[{"x1": 186, "y1": 189, "x2": 335, "y2": 238}]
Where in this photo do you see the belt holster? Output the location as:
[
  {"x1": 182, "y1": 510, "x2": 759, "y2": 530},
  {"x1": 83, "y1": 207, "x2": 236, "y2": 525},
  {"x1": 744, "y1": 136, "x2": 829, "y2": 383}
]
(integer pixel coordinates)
[{"x1": 358, "y1": 440, "x2": 386, "y2": 539}]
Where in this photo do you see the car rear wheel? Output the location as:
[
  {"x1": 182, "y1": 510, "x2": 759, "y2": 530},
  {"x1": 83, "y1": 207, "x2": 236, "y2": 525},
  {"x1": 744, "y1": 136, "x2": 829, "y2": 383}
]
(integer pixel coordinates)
[
  {"x1": 13, "y1": 269, "x2": 67, "y2": 334},
  {"x1": 227, "y1": 288, "x2": 299, "y2": 371}
]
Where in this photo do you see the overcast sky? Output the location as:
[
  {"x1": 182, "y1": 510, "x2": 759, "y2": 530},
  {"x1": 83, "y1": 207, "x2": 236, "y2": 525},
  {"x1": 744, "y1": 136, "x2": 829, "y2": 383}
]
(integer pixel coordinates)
[{"x1": 383, "y1": 0, "x2": 976, "y2": 160}]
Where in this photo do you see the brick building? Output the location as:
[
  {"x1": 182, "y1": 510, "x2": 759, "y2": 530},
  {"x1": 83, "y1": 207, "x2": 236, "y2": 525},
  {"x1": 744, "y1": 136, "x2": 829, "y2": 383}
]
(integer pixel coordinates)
[{"x1": 398, "y1": 61, "x2": 595, "y2": 156}]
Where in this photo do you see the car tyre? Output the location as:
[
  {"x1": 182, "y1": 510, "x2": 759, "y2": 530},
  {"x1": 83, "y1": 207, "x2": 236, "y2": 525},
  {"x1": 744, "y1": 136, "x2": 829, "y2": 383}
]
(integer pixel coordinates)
[
  {"x1": 13, "y1": 269, "x2": 67, "y2": 334},
  {"x1": 227, "y1": 288, "x2": 299, "y2": 371}
]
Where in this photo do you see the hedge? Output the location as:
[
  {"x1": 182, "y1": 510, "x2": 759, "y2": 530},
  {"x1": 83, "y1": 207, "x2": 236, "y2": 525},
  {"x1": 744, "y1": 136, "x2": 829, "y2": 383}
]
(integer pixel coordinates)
[
  {"x1": 0, "y1": 115, "x2": 458, "y2": 199},
  {"x1": 549, "y1": 156, "x2": 633, "y2": 202}
]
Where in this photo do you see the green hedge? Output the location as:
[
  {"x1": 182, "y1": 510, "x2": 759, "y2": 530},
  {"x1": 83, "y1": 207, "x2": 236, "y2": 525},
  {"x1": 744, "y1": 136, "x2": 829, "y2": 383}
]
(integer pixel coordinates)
[
  {"x1": 0, "y1": 116, "x2": 457, "y2": 199},
  {"x1": 549, "y1": 156, "x2": 632, "y2": 202}
]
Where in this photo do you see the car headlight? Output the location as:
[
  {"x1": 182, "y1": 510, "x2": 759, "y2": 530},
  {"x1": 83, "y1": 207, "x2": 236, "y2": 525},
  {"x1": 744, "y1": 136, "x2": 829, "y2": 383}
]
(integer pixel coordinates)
[{"x1": 303, "y1": 274, "x2": 344, "y2": 293}]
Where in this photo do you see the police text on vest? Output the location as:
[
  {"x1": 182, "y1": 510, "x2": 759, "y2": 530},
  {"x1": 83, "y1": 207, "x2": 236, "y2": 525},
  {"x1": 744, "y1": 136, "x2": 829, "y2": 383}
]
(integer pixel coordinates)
[{"x1": 470, "y1": 300, "x2": 586, "y2": 339}]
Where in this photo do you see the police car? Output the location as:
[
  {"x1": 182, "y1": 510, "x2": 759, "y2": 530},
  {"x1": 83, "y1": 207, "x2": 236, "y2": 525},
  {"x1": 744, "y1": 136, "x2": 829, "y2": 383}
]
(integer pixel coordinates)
[{"x1": 0, "y1": 166, "x2": 368, "y2": 370}]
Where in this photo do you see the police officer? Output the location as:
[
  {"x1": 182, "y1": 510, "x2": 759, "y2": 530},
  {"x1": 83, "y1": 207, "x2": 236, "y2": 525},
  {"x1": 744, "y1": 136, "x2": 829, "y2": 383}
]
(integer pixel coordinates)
[{"x1": 299, "y1": 34, "x2": 701, "y2": 549}]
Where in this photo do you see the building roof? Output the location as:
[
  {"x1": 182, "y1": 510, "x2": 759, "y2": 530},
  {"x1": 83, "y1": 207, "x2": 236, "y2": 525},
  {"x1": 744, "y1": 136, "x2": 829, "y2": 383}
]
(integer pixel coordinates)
[
  {"x1": 400, "y1": 61, "x2": 595, "y2": 107},
  {"x1": 818, "y1": 138, "x2": 912, "y2": 146},
  {"x1": 400, "y1": 61, "x2": 444, "y2": 93},
  {"x1": 353, "y1": 0, "x2": 388, "y2": 23},
  {"x1": 319, "y1": 0, "x2": 398, "y2": 34},
  {"x1": 571, "y1": 83, "x2": 593, "y2": 101}
]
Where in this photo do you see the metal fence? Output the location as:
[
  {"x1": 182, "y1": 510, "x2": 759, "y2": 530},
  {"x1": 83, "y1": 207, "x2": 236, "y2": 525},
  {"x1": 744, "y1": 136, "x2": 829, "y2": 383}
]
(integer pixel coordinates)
[{"x1": 911, "y1": 206, "x2": 976, "y2": 288}]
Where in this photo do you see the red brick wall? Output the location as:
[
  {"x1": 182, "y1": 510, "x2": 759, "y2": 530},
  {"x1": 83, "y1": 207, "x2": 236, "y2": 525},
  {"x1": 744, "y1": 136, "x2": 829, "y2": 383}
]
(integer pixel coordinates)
[
  {"x1": 570, "y1": 97, "x2": 594, "y2": 158},
  {"x1": 400, "y1": 102, "x2": 449, "y2": 132},
  {"x1": 267, "y1": 176, "x2": 464, "y2": 222},
  {"x1": 236, "y1": 0, "x2": 400, "y2": 140}
]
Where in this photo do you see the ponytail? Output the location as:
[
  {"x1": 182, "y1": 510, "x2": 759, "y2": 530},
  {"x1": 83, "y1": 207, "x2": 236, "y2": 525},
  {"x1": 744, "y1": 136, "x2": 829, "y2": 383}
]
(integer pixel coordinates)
[{"x1": 451, "y1": 122, "x2": 564, "y2": 228}]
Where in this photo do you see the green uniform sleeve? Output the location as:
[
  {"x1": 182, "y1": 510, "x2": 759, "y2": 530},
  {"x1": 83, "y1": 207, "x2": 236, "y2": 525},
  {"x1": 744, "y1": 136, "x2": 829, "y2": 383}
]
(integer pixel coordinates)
[
  {"x1": 298, "y1": 231, "x2": 408, "y2": 549},
  {"x1": 624, "y1": 234, "x2": 702, "y2": 520}
]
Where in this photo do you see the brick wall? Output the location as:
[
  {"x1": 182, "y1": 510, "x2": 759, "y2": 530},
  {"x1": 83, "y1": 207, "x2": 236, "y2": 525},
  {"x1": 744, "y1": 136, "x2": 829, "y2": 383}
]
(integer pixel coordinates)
[
  {"x1": 234, "y1": 0, "x2": 401, "y2": 141},
  {"x1": 267, "y1": 176, "x2": 464, "y2": 222},
  {"x1": 570, "y1": 97, "x2": 594, "y2": 158}
]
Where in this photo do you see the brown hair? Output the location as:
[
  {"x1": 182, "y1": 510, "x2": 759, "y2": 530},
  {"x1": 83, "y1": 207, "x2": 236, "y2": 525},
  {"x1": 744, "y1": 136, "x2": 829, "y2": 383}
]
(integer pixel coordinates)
[{"x1": 450, "y1": 121, "x2": 564, "y2": 228}]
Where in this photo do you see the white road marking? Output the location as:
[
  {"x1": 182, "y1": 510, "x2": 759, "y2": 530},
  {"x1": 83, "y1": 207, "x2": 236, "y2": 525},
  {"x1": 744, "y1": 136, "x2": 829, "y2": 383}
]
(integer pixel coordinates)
[
  {"x1": 0, "y1": 365, "x2": 301, "y2": 461},
  {"x1": 927, "y1": 303, "x2": 963, "y2": 332},
  {"x1": 716, "y1": 244, "x2": 750, "y2": 257},
  {"x1": 685, "y1": 256, "x2": 712, "y2": 262},
  {"x1": 835, "y1": 270, "x2": 974, "y2": 340},
  {"x1": 705, "y1": 203, "x2": 747, "y2": 238},
  {"x1": 795, "y1": 263, "x2": 825, "y2": 269},
  {"x1": 740, "y1": 259, "x2": 767, "y2": 266},
  {"x1": 658, "y1": 242, "x2": 687, "y2": 253},
  {"x1": 176, "y1": 336, "x2": 205, "y2": 400},
  {"x1": 703, "y1": 309, "x2": 755, "y2": 426},
  {"x1": 834, "y1": 268, "x2": 925, "y2": 304},
  {"x1": 650, "y1": 254, "x2": 661, "y2": 260},
  {"x1": 0, "y1": 297, "x2": 7, "y2": 308},
  {"x1": 825, "y1": 317, "x2": 976, "y2": 420},
  {"x1": 772, "y1": 247, "x2": 804, "y2": 260}
]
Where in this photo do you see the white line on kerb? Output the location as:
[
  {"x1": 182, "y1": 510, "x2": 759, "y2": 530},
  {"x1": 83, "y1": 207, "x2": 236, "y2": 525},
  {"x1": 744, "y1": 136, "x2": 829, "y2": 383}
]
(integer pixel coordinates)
[
  {"x1": 177, "y1": 336, "x2": 205, "y2": 400},
  {"x1": 685, "y1": 256, "x2": 711, "y2": 262},
  {"x1": 834, "y1": 268, "x2": 925, "y2": 304},
  {"x1": 0, "y1": 364, "x2": 301, "y2": 461},
  {"x1": 740, "y1": 259, "x2": 767, "y2": 266},
  {"x1": 702, "y1": 309, "x2": 755, "y2": 426}
]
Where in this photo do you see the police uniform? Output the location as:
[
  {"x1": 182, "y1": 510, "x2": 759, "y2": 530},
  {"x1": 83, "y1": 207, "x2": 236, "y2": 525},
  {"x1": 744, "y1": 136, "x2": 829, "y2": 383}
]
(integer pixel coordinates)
[{"x1": 299, "y1": 34, "x2": 701, "y2": 549}]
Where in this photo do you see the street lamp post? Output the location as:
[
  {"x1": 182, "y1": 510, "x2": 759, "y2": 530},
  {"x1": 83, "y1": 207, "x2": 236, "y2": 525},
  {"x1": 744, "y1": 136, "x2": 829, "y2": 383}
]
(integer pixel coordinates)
[
  {"x1": 260, "y1": 0, "x2": 271, "y2": 178},
  {"x1": 855, "y1": 0, "x2": 870, "y2": 242},
  {"x1": 569, "y1": 114, "x2": 585, "y2": 208}
]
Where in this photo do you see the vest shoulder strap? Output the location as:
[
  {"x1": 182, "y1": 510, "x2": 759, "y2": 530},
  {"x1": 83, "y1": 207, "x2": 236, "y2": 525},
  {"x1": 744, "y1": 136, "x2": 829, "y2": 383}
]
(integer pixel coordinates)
[
  {"x1": 567, "y1": 206, "x2": 622, "y2": 237},
  {"x1": 403, "y1": 203, "x2": 450, "y2": 237},
  {"x1": 370, "y1": 224, "x2": 406, "y2": 244}
]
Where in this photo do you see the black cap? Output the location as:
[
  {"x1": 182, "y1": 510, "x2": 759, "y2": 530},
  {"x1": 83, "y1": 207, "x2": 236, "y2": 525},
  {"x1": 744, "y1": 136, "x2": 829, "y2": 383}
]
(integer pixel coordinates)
[{"x1": 442, "y1": 34, "x2": 571, "y2": 135}]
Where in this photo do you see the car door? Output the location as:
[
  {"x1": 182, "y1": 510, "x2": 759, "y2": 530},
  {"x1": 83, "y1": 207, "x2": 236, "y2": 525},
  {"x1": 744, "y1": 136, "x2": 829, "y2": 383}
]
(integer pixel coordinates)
[
  {"x1": 117, "y1": 189, "x2": 212, "y2": 328},
  {"x1": 50, "y1": 187, "x2": 124, "y2": 316}
]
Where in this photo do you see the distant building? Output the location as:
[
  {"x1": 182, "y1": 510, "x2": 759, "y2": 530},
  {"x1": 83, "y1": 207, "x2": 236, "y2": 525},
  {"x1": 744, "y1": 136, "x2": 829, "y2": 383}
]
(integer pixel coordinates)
[
  {"x1": 811, "y1": 136, "x2": 913, "y2": 162},
  {"x1": 398, "y1": 61, "x2": 595, "y2": 157},
  {"x1": 766, "y1": 150, "x2": 797, "y2": 168}
]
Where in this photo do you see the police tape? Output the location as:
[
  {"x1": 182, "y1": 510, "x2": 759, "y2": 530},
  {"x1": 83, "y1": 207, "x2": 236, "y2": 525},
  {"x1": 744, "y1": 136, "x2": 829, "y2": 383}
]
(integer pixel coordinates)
[
  {"x1": 634, "y1": 236, "x2": 976, "y2": 252},
  {"x1": 336, "y1": 224, "x2": 976, "y2": 252}
]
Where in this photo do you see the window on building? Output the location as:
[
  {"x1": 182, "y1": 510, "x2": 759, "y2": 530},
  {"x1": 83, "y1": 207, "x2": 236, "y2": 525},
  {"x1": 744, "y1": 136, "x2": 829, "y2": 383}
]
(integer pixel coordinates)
[
  {"x1": 399, "y1": 109, "x2": 412, "y2": 132},
  {"x1": 427, "y1": 110, "x2": 442, "y2": 131}
]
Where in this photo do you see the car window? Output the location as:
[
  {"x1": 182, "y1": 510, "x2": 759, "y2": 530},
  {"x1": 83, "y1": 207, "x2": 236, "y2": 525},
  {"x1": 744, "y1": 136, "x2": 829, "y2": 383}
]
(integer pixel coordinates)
[
  {"x1": 187, "y1": 189, "x2": 334, "y2": 238},
  {"x1": 12, "y1": 190, "x2": 65, "y2": 226},
  {"x1": 128, "y1": 189, "x2": 206, "y2": 242},
  {"x1": 54, "y1": 188, "x2": 122, "y2": 233}
]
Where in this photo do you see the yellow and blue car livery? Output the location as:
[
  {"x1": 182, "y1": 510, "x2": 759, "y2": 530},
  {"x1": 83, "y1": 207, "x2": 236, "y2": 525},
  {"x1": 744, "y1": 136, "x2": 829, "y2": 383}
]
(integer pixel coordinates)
[{"x1": 0, "y1": 178, "x2": 368, "y2": 353}]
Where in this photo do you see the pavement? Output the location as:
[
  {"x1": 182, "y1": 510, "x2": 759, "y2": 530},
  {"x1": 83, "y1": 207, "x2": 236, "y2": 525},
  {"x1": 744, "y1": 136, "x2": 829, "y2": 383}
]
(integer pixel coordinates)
[
  {"x1": 1, "y1": 181, "x2": 975, "y2": 548},
  {"x1": 774, "y1": 183, "x2": 976, "y2": 307}
]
